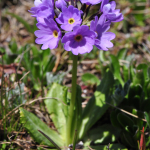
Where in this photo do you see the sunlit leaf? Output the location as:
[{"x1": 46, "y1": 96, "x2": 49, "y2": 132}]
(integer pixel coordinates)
[
  {"x1": 45, "y1": 83, "x2": 68, "y2": 142},
  {"x1": 19, "y1": 108, "x2": 64, "y2": 147},
  {"x1": 79, "y1": 70, "x2": 115, "y2": 139},
  {"x1": 81, "y1": 73, "x2": 100, "y2": 86}
]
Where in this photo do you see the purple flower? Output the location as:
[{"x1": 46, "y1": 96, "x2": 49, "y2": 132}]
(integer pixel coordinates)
[
  {"x1": 56, "y1": 0, "x2": 79, "y2": 9},
  {"x1": 62, "y1": 25, "x2": 96, "y2": 55},
  {"x1": 35, "y1": 19, "x2": 62, "y2": 50},
  {"x1": 80, "y1": 0, "x2": 102, "y2": 5},
  {"x1": 90, "y1": 15, "x2": 115, "y2": 50},
  {"x1": 100, "y1": 0, "x2": 123, "y2": 22},
  {"x1": 29, "y1": 0, "x2": 54, "y2": 24},
  {"x1": 56, "y1": 5, "x2": 82, "y2": 31},
  {"x1": 55, "y1": 0, "x2": 68, "y2": 10}
]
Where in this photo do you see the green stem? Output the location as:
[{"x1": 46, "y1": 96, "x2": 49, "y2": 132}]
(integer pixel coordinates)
[
  {"x1": 67, "y1": 54, "x2": 78, "y2": 146},
  {"x1": 1, "y1": 55, "x2": 3, "y2": 117},
  {"x1": 73, "y1": 130, "x2": 78, "y2": 150}
]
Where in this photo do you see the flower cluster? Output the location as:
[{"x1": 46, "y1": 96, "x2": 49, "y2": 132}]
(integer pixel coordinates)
[{"x1": 29, "y1": 0, "x2": 123, "y2": 55}]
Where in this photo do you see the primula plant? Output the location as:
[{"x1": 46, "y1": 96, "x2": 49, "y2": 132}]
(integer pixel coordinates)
[
  {"x1": 19, "y1": 0, "x2": 124, "y2": 149},
  {"x1": 29, "y1": 0, "x2": 123, "y2": 53}
]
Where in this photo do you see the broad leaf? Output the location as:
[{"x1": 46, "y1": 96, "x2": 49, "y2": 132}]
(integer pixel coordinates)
[
  {"x1": 133, "y1": 69, "x2": 145, "y2": 87},
  {"x1": 81, "y1": 73, "x2": 100, "y2": 86},
  {"x1": 132, "y1": 109, "x2": 144, "y2": 133},
  {"x1": 83, "y1": 124, "x2": 121, "y2": 144},
  {"x1": 73, "y1": 85, "x2": 82, "y2": 141},
  {"x1": 38, "y1": 130, "x2": 61, "y2": 150},
  {"x1": 148, "y1": 67, "x2": 150, "y2": 80},
  {"x1": 111, "y1": 80, "x2": 130, "y2": 106},
  {"x1": 142, "y1": 99, "x2": 150, "y2": 112},
  {"x1": 66, "y1": 85, "x2": 82, "y2": 144},
  {"x1": 129, "y1": 60, "x2": 135, "y2": 81},
  {"x1": 117, "y1": 112, "x2": 134, "y2": 128},
  {"x1": 123, "y1": 132, "x2": 137, "y2": 148},
  {"x1": 19, "y1": 108, "x2": 64, "y2": 147},
  {"x1": 45, "y1": 83, "x2": 68, "y2": 142},
  {"x1": 122, "y1": 65, "x2": 129, "y2": 82},
  {"x1": 110, "y1": 111, "x2": 122, "y2": 129},
  {"x1": 117, "y1": 48, "x2": 127, "y2": 60},
  {"x1": 79, "y1": 71, "x2": 115, "y2": 139},
  {"x1": 99, "y1": 50, "x2": 108, "y2": 62},
  {"x1": 110, "y1": 55, "x2": 124, "y2": 85},
  {"x1": 136, "y1": 64, "x2": 148, "y2": 80},
  {"x1": 128, "y1": 83, "x2": 143, "y2": 100},
  {"x1": 89, "y1": 143, "x2": 127, "y2": 150}
]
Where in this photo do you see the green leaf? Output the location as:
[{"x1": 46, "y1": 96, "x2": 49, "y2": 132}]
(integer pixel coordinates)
[
  {"x1": 146, "y1": 82, "x2": 150, "y2": 98},
  {"x1": 43, "y1": 55, "x2": 55, "y2": 74},
  {"x1": 37, "y1": 147, "x2": 57, "y2": 150},
  {"x1": 117, "y1": 113, "x2": 134, "y2": 130},
  {"x1": 89, "y1": 143, "x2": 127, "y2": 150},
  {"x1": 110, "y1": 55, "x2": 124, "y2": 86},
  {"x1": 41, "y1": 49, "x2": 53, "y2": 73},
  {"x1": 144, "y1": 112, "x2": 150, "y2": 127},
  {"x1": 99, "y1": 50, "x2": 109, "y2": 62},
  {"x1": 129, "y1": 60, "x2": 135, "y2": 81},
  {"x1": 31, "y1": 45, "x2": 39, "y2": 56},
  {"x1": 45, "y1": 83, "x2": 68, "y2": 142},
  {"x1": 38, "y1": 130, "x2": 61, "y2": 150},
  {"x1": 148, "y1": 67, "x2": 150, "y2": 79},
  {"x1": 136, "y1": 64, "x2": 148, "y2": 80},
  {"x1": 81, "y1": 73, "x2": 100, "y2": 86},
  {"x1": 65, "y1": 85, "x2": 83, "y2": 145},
  {"x1": 84, "y1": 124, "x2": 120, "y2": 144},
  {"x1": 74, "y1": 85, "x2": 82, "y2": 141},
  {"x1": 123, "y1": 132, "x2": 137, "y2": 148},
  {"x1": 133, "y1": 69, "x2": 145, "y2": 87},
  {"x1": 117, "y1": 48, "x2": 127, "y2": 60},
  {"x1": 0, "y1": 47, "x2": 5, "y2": 55},
  {"x1": 9, "y1": 40, "x2": 18, "y2": 53},
  {"x1": 131, "y1": 109, "x2": 144, "y2": 133},
  {"x1": 110, "y1": 111, "x2": 122, "y2": 129},
  {"x1": 128, "y1": 83, "x2": 143, "y2": 100},
  {"x1": 134, "y1": 14, "x2": 145, "y2": 26},
  {"x1": 124, "y1": 80, "x2": 131, "y2": 95},
  {"x1": 6, "y1": 12, "x2": 32, "y2": 33},
  {"x1": 112, "y1": 80, "x2": 130, "y2": 106},
  {"x1": 142, "y1": 99, "x2": 150, "y2": 112},
  {"x1": 19, "y1": 108, "x2": 64, "y2": 147},
  {"x1": 146, "y1": 136, "x2": 150, "y2": 147},
  {"x1": 79, "y1": 71, "x2": 115, "y2": 139},
  {"x1": 122, "y1": 65, "x2": 129, "y2": 82}
]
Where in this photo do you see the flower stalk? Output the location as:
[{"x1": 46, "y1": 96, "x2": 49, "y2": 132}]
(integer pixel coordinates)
[{"x1": 67, "y1": 54, "x2": 78, "y2": 146}]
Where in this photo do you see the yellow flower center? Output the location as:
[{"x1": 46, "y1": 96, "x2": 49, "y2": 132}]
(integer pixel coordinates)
[
  {"x1": 53, "y1": 30, "x2": 58, "y2": 38},
  {"x1": 74, "y1": 34, "x2": 83, "y2": 42},
  {"x1": 68, "y1": 18, "x2": 75, "y2": 24}
]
